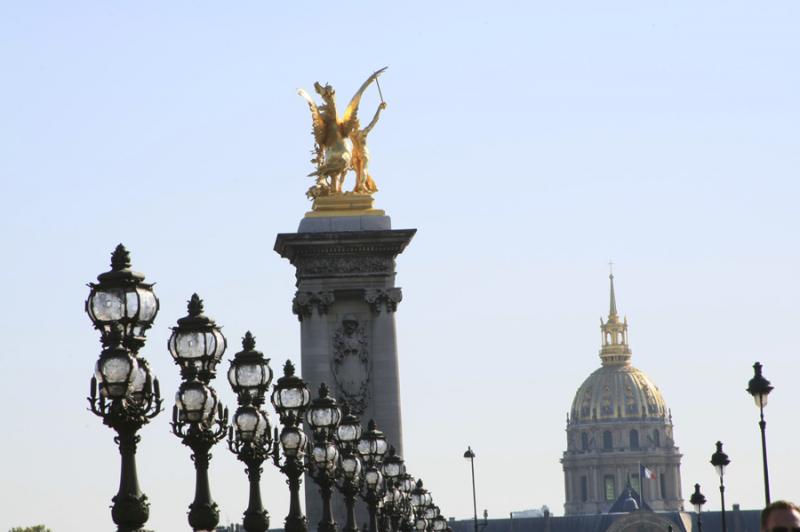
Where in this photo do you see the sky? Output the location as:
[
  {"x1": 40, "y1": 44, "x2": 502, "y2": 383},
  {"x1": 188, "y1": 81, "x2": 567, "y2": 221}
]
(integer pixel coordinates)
[{"x1": 1, "y1": 1, "x2": 799, "y2": 530}]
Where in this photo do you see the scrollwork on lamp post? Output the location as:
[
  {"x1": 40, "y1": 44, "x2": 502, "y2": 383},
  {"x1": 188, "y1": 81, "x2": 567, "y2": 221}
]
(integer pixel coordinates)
[
  {"x1": 86, "y1": 245, "x2": 162, "y2": 532},
  {"x1": 168, "y1": 294, "x2": 229, "y2": 532},
  {"x1": 272, "y1": 360, "x2": 312, "y2": 532},
  {"x1": 227, "y1": 331, "x2": 274, "y2": 532}
]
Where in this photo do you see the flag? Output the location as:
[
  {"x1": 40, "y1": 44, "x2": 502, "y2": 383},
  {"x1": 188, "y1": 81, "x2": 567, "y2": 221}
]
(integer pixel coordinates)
[{"x1": 640, "y1": 464, "x2": 656, "y2": 480}]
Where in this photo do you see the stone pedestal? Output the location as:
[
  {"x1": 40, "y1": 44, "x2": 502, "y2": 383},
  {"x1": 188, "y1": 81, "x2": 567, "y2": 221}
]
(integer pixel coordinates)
[{"x1": 274, "y1": 214, "x2": 415, "y2": 529}]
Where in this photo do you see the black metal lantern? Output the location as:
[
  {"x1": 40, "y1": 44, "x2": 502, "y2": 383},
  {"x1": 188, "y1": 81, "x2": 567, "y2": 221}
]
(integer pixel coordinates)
[
  {"x1": 336, "y1": 404, "x2": 363, "y2": 449},
  {"x1": 168, "y1": 294, "x2": 227, "y2": 382},
  {"x1": 94, "y1": 333, "x2": 138, "y2": 400},
  {"x1": 227, "y1": 331, "x2": 273, "y2": 405},
  {"x1": 175, "y1": 380, "x2": 219, "y2": 425},
  {"x1": 307, "y1": 383, "x2": 342, "y2": 437},
  {"x1": 398, "y1": 472, "x2": 416, "y2": 495},
  {"x1": 414, "y1": 517, "x2": 428, "y2": 532},
  {"x1": 689, "y1": 483, "x2": 707, "y2": 532},
  {"x1": 86, "y1": 244, "x2": 159, "y2": 353},
  {"x1": 410, "y1": 480, "x2": 432, "y2": 511},
  {"x1": 747, "y1": 361, "x2": 774, "y2": 408},
  {"x1": 340, "y1": 451, "x2": 363, "y2": 481},
  {"x1": 432, "y1": 515, "x2": 448, "y2": 532},
  {"x1": 271, "y1": 360, "x2": 311, "y2": 424},
  {"x1": 311, "y1": 440, "x2": 339, "y2": 472},
  {"x1": 358, "y1": 419, "x2": 389, "y2": 466},
  {"x1": 383, "y1": 446, "x2": 405, "y2": 480},
  {"x1": 233, "y1": 404, "x2": 269, "y2": 443},
  {"x1": 280, "y1": 424, "x2": 308, "y2": 458},
  {"x1": 365, "y1": 467, "x2": 384, "y2": 491},
  {"x1": 424, "y1": 505, "x2": 440, "y2": 520}
]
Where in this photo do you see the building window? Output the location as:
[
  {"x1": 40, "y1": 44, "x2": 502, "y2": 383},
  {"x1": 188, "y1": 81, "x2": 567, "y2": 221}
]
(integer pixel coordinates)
[
  {"x1": 630, "y1": 473, "x2": 640, "y2": 494},
  {"x1": 581, "y1": 432, "x2": 589, "y2": 451},
  {"x1": 603, "y1": 430, "x2": 613, "y2": 450},
  {"x1": 629, "y1": 429, "x2": 639, "y2": 449},
  {"x1": 660, "y1": 471, "x2": 667, "y2": 499},
  {"x1": 653, "y1": 429, "x2": 660, "y2": 447},
  {"x1": 604, "y1": 475, "x2": 616, "y2": 501},
  {"x1": 580, "y1": 476, "x2": 588, "y2": 502}
]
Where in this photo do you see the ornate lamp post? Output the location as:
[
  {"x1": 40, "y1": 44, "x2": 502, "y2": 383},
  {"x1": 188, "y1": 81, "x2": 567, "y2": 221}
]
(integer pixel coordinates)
[
  {"x1": 307, "y1": 383, "x2": 343, "y2": 532},
  {"x1": 410, "y1": 480, "x2": 432, "y2": 532},
  {"x1": 710, "y1": 441, "x2": 730, "y2": 532},
  {"x1": 169, "y1": 294, "x2": 229, "y2": 531},
  {"x1": 335, "y1": 405, "x2": 363, "y2": 532},
  {"x1": 86, "y1": 245, "x2": 162, "y2": 532},
  {"x1": 396, "y1": 473, "x2": 417, "y2": 532},
  {"x1": 747, "y1": 361, "x2": 774, "y2": 505},
  {"x1": 689, "y1": 483, "x2": 706, "y2": 532},
  {"x1": 463, "y1": 447, "x2": 478, "y2": 532},
  {"x1": 383, "y1": 448, "x2": 406, "y2": 532},
  {"x1": 227, "y1": 331, "x2": 274, "y2": 532},
  {"x1": 358, "y1": 420, "x2": 389, "y2": 532},
  {"x1": 272, "y1": 360, "x2": 312, "y2": 532}
]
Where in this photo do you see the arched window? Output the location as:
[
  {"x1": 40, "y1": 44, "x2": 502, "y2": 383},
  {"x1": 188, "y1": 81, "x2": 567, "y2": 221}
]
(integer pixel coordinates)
[
  {"x1": 629, "y1": 429, "x2": 639, "y2": 449},
  {"x1": 653, "y1": 429, "x2": 660, "y2": 447},
  {"x1": 603, "y1": 430, "x2": 613, "y2": 450}
]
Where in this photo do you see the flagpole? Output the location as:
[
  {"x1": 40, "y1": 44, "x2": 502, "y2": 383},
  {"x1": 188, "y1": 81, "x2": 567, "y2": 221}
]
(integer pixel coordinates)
[{"x1": 639, "y1": 462, "x2": 645, "y2": 508}]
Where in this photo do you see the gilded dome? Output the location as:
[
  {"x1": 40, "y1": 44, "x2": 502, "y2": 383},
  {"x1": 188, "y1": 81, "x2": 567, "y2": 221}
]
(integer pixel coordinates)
[
  {"x1": 569, "y1": 273, "x2": 669, "y2": 423},
  {"x1": 570, "y1": 363, "x2": 668, "y2": 423}
]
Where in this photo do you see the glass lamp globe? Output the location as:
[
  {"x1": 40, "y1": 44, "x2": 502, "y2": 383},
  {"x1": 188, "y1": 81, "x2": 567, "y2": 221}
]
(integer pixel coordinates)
[
  {"x1": 415, "y1": 517, "x2": 428, "y2": 532},
  {"x1": 365, "y1": 467, "x2": 384, "y2": 491},
  {"x1": 86, "y1": 244, "x2": 159, "y2": 353},
  {"x1": 399, "y1": 473, "x2": 416, "y2": 494},
  {"x1": 357, "y1": 419, "x2": 389, "y2": 466},
  {"x1": 410, "y1": 480, "x2": 431, "y2": 510},
  {"x1": 95, "y1": 340, "x2": 138, "y2": 400},
  {"x1": 168, "y1": 294, "x2": 226, "y2": 382},
  {"x1": 271, "y1": 360, "x2": 310, "y2": 424},
  {"x1": 234, "y1": 405, "x2": 269, "y2": 443},
  {"x1": 228, "y1": 332, "x2": 273, "y2": 405},
  {"x1": 336, "y1": 405, "x2": 362, "y2": 447},
  {"x1": 340, "y1": 452, "x2": 362, "y2": 481},
  {"x1": 383, "y1": 446, "x2": 405, "y2": 479},
  {"x1": 176, "y1": 380, "x2": 218, "y2": 425},
  {"x1": 432, "y1": 516, "x2": 447, "y2": 531},
  {"x1": 312, "y1": 441, "x2": 339, "y2": 473},
  {"x1": 307, "y1": 383, "x2": 342, "y2": 436},
  {"x1": 280, "y1": 425, "x2": 308, "y2": 458},
  {"x1": 424, "y1": 505, "x2": 440, "y2": 520}
]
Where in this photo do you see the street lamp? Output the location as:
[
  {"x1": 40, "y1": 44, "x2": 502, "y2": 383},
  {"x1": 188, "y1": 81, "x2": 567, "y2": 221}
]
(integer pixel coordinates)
[
  {"x1": 227, "y1": 331, "x2": 274, "y2": 532},
  {"x1": 710, "y1": 441, "x2": 730, "y2": 532},
  {"x1": 689, "y1": 483, "x2": 706, "y2": 532},
  {"x1": 463, "y1": 446, "x2": 478, "y2": 532},
  {"x1": 307, "y1": 383, "x2": 342, "y2": 532},
  {"x1": 747, "y1": 361, "x2": 774, "y2": 506},
  {"x1": 169, "y1": 294, "x2": 229, "y2": 532},
  {"x1": 335, "y1": 405, "x2": 363, "y2": 532},
  {"x1": 271, "y1": 360, "x2": 311, "y2": 532},
  {"x1": 359, "y1": 420, "x2": 389, "y2": 532},
  {"x1": 86, "y1": 245, "x2": 162, "y2": 532}
]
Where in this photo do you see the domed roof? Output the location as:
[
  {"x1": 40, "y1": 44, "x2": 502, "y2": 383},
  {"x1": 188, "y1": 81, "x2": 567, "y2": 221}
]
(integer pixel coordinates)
[
  {"x1": 570, "y1": 363, "x2": 667, "y2": 423},
  {"x1": 569, "y1": 273, "x2": 668, "y2": 424}
]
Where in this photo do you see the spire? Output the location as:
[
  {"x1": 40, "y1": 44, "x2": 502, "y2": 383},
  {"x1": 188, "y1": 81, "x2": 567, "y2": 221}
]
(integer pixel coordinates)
[
  {"x1": 609, "y1": 272, "x2": 618, "y2": 319},
  {"x1": 599, "y1": 269, "x2": 631, "y2": 366}
]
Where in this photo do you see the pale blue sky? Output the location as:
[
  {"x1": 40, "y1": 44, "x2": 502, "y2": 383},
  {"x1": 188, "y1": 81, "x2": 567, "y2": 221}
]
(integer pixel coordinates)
[{"x1": 1, "y1": 2, "x2": 799, "y2": 530}]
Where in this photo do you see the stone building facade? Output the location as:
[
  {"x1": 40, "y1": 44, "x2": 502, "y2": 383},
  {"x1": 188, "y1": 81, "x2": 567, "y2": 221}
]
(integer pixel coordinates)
[{"x1": 562, "y1": 274, "x2": 683, "y2": 515}]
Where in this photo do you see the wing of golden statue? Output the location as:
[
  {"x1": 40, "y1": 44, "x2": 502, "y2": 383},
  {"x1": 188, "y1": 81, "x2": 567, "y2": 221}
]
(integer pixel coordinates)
[
  {"x1": 340, "y1": 67, "x2": 387, "y2": 137},
  {"x1": 298, "y1": 88, "x2": 326, "y2": 147}
]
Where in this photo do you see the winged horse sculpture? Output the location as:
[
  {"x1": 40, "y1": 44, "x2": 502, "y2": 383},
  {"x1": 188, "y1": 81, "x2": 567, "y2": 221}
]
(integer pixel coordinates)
[{"x1": 298, "y1": 68, "x2": 387, "y2": 199}]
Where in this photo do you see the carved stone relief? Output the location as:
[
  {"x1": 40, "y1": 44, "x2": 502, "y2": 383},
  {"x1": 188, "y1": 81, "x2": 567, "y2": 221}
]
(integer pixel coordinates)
[{"x1": 331, "y1": 315, "x2": 370, "y2": 415}]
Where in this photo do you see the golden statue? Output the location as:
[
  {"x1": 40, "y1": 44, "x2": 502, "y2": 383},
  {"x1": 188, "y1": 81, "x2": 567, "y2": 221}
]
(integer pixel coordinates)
[{"x1": 299, "y1": 68, "x2": 387, "y2": 203}]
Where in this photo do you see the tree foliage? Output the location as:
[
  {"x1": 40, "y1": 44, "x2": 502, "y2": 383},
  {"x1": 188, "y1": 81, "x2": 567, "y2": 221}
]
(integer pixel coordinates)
[{"x1": 9, "y1": 527, "x2": 52, "y2": 532}]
